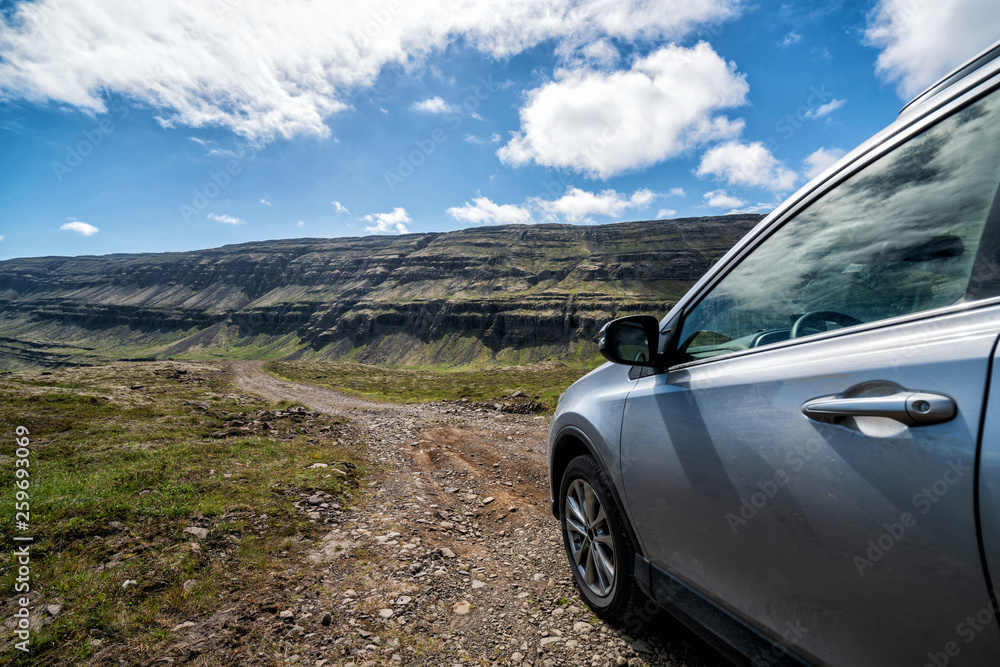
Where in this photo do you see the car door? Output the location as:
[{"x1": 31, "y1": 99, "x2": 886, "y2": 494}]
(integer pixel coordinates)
[{"x1": 621, "y1": 85, "x2": 1000, "y2": 665}]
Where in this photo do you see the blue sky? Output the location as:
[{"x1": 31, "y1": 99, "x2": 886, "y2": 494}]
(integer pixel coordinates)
[{"x1": 0, "y1": 0, "x2": 997, "y2": 260}]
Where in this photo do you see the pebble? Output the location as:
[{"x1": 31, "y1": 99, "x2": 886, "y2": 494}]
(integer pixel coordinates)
[{"x1": 183, "y1": 526, "x2": 208, "y2": 540}]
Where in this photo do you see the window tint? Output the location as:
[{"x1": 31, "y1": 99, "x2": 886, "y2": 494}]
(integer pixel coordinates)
[{"x1": 678, "y1": 89, "x2": 1000, "y2": 361}]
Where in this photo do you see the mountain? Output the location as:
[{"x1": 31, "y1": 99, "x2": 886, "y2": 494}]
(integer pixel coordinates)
[{"x1": 0, "y1": 215, "x2": 762, "y2": 370}]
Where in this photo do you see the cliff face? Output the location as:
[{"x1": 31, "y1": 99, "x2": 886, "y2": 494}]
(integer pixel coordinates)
[{"x1": 0, "y1": 215, "x2": 761, "y2": 368}]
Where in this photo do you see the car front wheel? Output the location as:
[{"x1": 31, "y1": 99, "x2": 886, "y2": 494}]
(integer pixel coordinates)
[{"x1": 559, "y1": 455, "x2": 640, "y2": 621}]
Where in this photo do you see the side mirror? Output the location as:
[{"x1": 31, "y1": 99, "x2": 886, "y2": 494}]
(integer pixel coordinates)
[{"x1": 598, "y1": 315, "x2": 663, "y2": 367}]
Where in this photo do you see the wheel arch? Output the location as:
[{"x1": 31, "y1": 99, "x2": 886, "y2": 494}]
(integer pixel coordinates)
[{"x1": 550, "y1": 426, "x2": 645, "y2": 560}]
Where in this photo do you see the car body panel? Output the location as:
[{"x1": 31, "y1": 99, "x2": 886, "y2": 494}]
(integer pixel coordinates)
[
  {"x1": 548, "y1": 362, "x2": 637, "y2": 487},
  {"x1": 976, "y1": 341, "x2": 1000, "y2": 615}
]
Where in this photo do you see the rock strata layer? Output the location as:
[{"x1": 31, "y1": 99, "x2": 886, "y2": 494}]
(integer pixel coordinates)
[{"x1": 0, "y1": 215, "x2": 761, "y2": 368}]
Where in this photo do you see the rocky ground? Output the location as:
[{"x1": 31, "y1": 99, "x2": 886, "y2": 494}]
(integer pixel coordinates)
[{"x1": 216, "y1": 362, "x2": 724, "y2": 667}]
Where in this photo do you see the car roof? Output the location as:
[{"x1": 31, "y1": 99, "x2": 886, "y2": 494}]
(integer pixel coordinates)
[{"x1": 899, "y1": 38, "x2": 1000, "y2": 118}]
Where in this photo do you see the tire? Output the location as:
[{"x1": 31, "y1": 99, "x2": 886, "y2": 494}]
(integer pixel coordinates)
[{"x1": 559, "y1": 455, "x2": 641, "y2": 621}]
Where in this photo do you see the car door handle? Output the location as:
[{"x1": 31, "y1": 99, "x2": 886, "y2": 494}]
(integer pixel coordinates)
[{"x1": 801, "y1": 391, "x2": 957, "y2": 426}]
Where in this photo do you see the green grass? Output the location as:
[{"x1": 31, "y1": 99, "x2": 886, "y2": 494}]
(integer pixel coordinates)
[
  {"x1": 263, "y1": 360, "x2": 598, "y2": 411},
  {"x1": 0, "y1": 362, "x2": 367, "y2": 665}
]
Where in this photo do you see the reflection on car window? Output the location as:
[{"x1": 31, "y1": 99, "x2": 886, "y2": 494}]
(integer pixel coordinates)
[{"x1": 678, "y1": 89, "x2": 1000, "y2": 362}]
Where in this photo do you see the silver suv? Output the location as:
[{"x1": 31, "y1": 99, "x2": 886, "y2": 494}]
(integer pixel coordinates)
[{"x1": 549, "y1": 40, "x2": 1000, "y2": 666}]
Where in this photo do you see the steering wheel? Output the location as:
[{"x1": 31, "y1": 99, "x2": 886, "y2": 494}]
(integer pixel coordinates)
[{"x1": 789, "y1": 310, "x2": 863, "y2": 339}]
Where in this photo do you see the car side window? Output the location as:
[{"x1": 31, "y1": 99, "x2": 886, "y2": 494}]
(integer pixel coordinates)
[{"x1": 677, "y1": 88, "x2": 1000, "y2": 362}]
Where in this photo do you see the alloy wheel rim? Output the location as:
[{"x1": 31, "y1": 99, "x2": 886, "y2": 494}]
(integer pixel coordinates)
[{"x1": 565, "y1": 478, "x2": 616, "y2": 598}]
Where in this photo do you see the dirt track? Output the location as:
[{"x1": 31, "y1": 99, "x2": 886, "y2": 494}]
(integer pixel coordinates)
[{"x1": 231, "y1": 361, "x2": 720, "y2": 667}]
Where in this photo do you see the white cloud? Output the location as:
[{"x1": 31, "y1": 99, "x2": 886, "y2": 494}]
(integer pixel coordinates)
[
  {"x1": 578, "y1": 39, "x2": 620, "y2": 67},
  {"x1": 668, "y1": 187, "x2": 685, "y2": 198},
  {"x1": 447, "y1": 197, "x2": 534, "y2": 225},
  {"x1": 462, "y1": 134, "x2": 490, "y2": 145},
  {"x1": 207, "y1": 212, "x2": 243, "y2": 225},
  {"x1": 804, "y1": 98, "x2": 846, "y2": 119},
  {"x1": 656, "y1": 208, "x2": 677, "y2": 218},
  {"x1": 331, "y1": 200, "x2": 350, "y2": 215},
  {"x1": 60, "y1": 221, "x2": 99, "y2": 236},
  {"x1": 703, "y1": 190, "x2": 745, "y2": 209},
  {"x1": 464, "y1": 132, "x2": 502, "y2": 145},
  {"x1": 696, "y1": 140, "x2": 797, "y2": 192},
  {"x1": 497, "y1": 42, "x2": 748, "y2": 178},
  {"x1": 533, "y1": 186, "x2": 655, "y2": 223},
  {"x1": 725, "y1": 202, "x2": 776, "y2": 215},
  {"x1": 780, "y1": 32, "x2": 801, "y2": 47},
  {"x1": 866, "y1": 0, "x2": 1000, "y2": 99},
  {"x1": 803, "y1": 147, "x2": 846, "y2": 179},
  {"x1": 363, "y1": 207, "x2": 412, "y2": 235},
  {"x1": 259, "y1": 197, "x2": 271, "y2": 206},
  {"x1": 0, "y1": 234, "x2": 5, "y2": 242},
  {"x1": 297, "y1": 220, "x2": 305, "y2": 227},
  {"x1": 447, "y1": 185, "x2": 660, "y2": 225},
  {"x1": 411, "y1": 97, "x2": 455, "y2": 114},
  {"x1": 0, "y1": 0, "x2": 742, "y2": 141}
]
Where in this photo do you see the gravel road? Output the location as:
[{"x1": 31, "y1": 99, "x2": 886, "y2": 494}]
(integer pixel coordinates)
[{"x1": 231, "y1": 361, "x2": 723, "y2": 667}]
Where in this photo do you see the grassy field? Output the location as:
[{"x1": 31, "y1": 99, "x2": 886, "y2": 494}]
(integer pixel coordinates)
[
  {"x1": 263, "y1": 360, "x2": 599, "y2": 411},
  {"x1": 0, "y1": 362, "x2": 367, "y2": 665}
]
